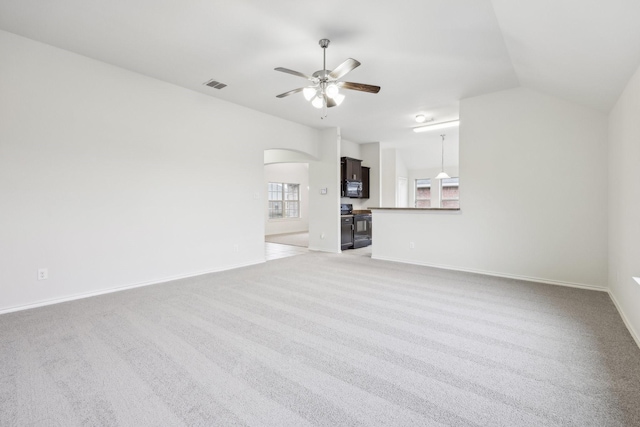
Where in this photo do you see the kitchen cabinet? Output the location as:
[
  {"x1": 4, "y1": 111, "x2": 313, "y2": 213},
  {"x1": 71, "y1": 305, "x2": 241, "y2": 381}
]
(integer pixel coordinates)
[
  {"x1": 341, "y1": 157, "x2": 362, "y2": 181},
  {"x1": 361, "y1": 166, "x2": 370, "y2": 199},
  {"x1": 341, "y1": 216, "x2": 354, "y2": 250}
]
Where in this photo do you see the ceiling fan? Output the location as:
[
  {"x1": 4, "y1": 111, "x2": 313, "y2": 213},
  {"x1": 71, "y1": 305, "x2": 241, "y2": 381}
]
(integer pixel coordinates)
[{"x1": 275, "y1": 39, "x2": 381, "y2": 111}]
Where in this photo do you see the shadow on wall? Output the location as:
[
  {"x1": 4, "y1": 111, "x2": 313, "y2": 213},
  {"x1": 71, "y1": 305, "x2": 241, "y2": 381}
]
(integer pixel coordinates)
[{"x1": 264, "y1": 148, "x2": 318, "y2": 164}]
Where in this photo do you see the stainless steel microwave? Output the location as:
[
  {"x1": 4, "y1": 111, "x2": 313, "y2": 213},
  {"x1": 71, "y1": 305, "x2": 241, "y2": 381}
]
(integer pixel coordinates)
[{"x1": 344, "y1": 180, "x2": 363, "y2": 198}]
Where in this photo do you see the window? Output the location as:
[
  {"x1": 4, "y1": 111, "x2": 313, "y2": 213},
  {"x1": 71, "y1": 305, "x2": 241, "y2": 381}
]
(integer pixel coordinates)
[
  {"x1": 415, "y1": 179, "x2": 431, "y2": 208},
  {"x1": 268, "y1": 182, "x2": 300, "y2": 219},
  {"x1": 441, "y1": 177, "x2": 459, "y2": 208}
]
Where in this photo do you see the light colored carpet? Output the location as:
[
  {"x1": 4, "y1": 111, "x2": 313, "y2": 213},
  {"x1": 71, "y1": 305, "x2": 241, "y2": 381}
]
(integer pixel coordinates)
[
  {"x1": 1, "y1": 252, "x2": 640, "y2": 426},
  {"x1": 265, "y1": 232, "x2": 309, "y2": 247},
  {"x1": 342, "y1": 245, "x2": 372, "y2": 257}
]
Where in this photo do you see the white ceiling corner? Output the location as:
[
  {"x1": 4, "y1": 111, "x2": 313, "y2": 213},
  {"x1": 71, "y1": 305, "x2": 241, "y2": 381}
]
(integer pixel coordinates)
[{"x1": 491, "y1": 0, "x2": 640, "y2": 111}]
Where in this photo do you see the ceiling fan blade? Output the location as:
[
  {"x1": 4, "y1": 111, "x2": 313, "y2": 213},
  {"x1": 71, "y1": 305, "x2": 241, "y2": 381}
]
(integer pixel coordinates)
[
  {"x1": 337, "y1": 81, "x2": 381, "y2": 94},
  {"x1": 275, "y1": 67, "x2": 315, "y2": 81},
  {"x1": 276, "y1": 88, "x2": 305, "y2": 98},
  {"x1": 325, "y1": 94, "x2": 337, "y2": 108},
  {"x1": 329, "y1": 58, "x2": 361, "y2": 80}
]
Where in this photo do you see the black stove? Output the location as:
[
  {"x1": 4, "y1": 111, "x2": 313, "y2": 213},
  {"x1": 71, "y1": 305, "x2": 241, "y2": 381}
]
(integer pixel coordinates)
[
  {"x1": 353, "y1": 212, "x2": 372, "y2": 248},
  {"x1": 340, "y1": 203, "x2": 353, "y2": 215},
  {"x1": 340, "y1": 204, "x2": 371, "y2": 249}
]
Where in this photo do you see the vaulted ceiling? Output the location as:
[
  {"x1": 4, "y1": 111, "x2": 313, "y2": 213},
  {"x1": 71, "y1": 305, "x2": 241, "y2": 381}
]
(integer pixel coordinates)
[{"x1": 1, "y1": 0, "x2": 639, "y2": 158}]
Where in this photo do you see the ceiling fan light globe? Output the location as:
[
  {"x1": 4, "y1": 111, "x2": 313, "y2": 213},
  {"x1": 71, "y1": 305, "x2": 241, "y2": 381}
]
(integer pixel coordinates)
[
  {"x1": 311, "y1": 96, "x2": 324, "y2": 109},
  {"x1": 333, "y1": 93, "x2": 345, "y2": 106},
  {"x1": 325, "y1": 83, "x2": 339, "y2": 98},
  {"x1": 303, "y1": 87, "x2": 316, "y2": 101}
]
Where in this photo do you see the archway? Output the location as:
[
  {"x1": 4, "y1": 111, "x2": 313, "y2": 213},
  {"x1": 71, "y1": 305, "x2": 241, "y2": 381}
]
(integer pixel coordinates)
[{"x1": 263, "y1": 149, "x2": 318, "y2": 259}]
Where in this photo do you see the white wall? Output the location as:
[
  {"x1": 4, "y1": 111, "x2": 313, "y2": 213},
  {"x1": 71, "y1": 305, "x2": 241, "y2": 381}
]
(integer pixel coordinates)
[
  {"x1": 0, "y1": 30, "x2": 320, "y2": 312},
  {"x1": 373, "y1": 87, "x2": 608, "y2": 289},
  {"x1": 380, "y1": 148, "x2": 397, "y2": 206},
  {"x1": 264, "y1": 163, "x2": 309, "y2": 236},
  {"x1": 308, "y1": 128, "x2": 341, "y2": 252},
  {"x1": 340, "y1": 138, "x2": 361, "y2": 160},
  {"x1": 395, "y1": 154, "x2": 409, "y2": 207},
  {"x1": 608, "y1": 63, "x2": 640, "y2": 345},
  {"x1": 381, "y1": 147, "x2": 411, "y2": 208},
  {"x1": 264, "y1": 149, "x2": 317, "y2": 164}
]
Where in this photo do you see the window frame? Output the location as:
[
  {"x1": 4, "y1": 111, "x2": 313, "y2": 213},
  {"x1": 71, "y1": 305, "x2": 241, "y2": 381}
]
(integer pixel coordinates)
[
  {"x1": 415, "y1": 178, "x2": 432, "y2": 208},
  {"x1": 268, "y1": 182, "x2": 301, "y2": 220},
  {"x1": 440, "y1": 177, "x2": 460, "y2": 208}
]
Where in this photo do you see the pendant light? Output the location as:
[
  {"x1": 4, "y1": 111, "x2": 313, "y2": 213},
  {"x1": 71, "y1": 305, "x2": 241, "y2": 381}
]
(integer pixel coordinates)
[{"x1": 435, "y1": 134, "x2": 450, "y2": 180}]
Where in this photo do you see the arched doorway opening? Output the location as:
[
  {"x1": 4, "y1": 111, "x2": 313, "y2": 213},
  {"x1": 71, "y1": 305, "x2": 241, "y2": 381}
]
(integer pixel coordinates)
[{"x1": 264, "y1": 149, "x2": 317, "y2": 260}]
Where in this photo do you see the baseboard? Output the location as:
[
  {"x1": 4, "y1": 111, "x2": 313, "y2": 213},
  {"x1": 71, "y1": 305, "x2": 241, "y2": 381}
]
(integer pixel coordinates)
[
  {"x1": 0, "y1": 259, "x2": 265, "y2": 315},
  {"x1": 372, "y1": 255, "x2": 607, "y2": 292},
  {"x1": 265, "y1": 230, "x2": 308, "y2": 237},
  {"x1": 608, "y1": 291, "x2": 640, "y2": 350}
]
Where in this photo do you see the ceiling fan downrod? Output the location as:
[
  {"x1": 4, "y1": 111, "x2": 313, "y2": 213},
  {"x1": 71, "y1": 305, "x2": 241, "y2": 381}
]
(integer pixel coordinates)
[
  {"x1": 320, "y1": 39, "x2": 330, "y2": 84},
  {"x1": 318, "y1": 39, "x2": 331, "y2": 118},
  {"x1": 319, "y1": 38, "x2": 330, "y2": 69}
]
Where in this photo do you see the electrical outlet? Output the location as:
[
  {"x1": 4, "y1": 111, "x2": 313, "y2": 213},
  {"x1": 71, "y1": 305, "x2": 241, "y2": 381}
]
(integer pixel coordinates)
[
  {"x1": 233, "y1": 244, "x2": 239, "y2": 252},
  {"x1": 409, "y1": 242, "x2": 415, "y2": 249},
  {"x1": 38, "y1": 268, "x2": 48, "y2": 280},
  {"x1": 321, "y1": 232, "x2": 325, "y2": 239}
]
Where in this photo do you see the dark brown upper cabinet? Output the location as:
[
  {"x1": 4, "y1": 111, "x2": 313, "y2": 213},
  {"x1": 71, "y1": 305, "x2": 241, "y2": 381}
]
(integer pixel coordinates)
[
  {"x1": 341, "y1": 157, "x2": 362, "y2": 182},
  {"x1": 361, "y1": 166, "x2": 370, "y2": 199}
]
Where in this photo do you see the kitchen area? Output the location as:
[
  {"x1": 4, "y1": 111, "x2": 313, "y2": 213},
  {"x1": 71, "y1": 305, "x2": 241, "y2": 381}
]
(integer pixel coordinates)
[
  {"x1": 340, "y1": 156, "x2": 372, "y2": 251},
  {"x1": 265, "y1": 131, "x2": 458, "y2": 257}
]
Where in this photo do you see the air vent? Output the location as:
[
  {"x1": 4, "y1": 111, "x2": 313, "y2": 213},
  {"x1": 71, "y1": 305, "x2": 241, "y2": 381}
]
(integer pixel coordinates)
[{"x1": 204, "y1": 79, "x2": 227, "y2": 89}]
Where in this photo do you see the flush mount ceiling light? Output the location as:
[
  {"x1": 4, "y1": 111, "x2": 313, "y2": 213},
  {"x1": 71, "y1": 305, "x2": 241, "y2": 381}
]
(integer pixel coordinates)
[
  {"x1": 275, "y1": 39, "x2": 381, "y2": 117},
  {"x1": 413, "y1": 119, "x2": 459, "y2": 133},
  {"x1": 435, "y1": 134, "x2": 451, "y2": 180},
  {"x1": 415, "y1": 114, "x2": 427, "y2": 123}
]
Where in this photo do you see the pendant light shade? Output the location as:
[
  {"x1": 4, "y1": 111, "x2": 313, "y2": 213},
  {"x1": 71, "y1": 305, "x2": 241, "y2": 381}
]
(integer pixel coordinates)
[
  {"x1": 303, "y1": 87, "x2": 317, "y2": 101},
  {"x1": 311, "y1": 96, "x2": 324, "y2": 109},
  {"x1": 435, "y1": 134, "x2": 449, "y2": 180},
  {"x1": 325, "y1": 83, "x2": 339, "y2": 98}
]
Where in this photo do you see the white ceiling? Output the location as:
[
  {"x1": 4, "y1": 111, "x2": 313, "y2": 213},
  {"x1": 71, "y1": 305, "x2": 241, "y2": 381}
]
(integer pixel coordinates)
[{"x1": 1, "y1": 0, "x2": 639, "y2": 158}]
